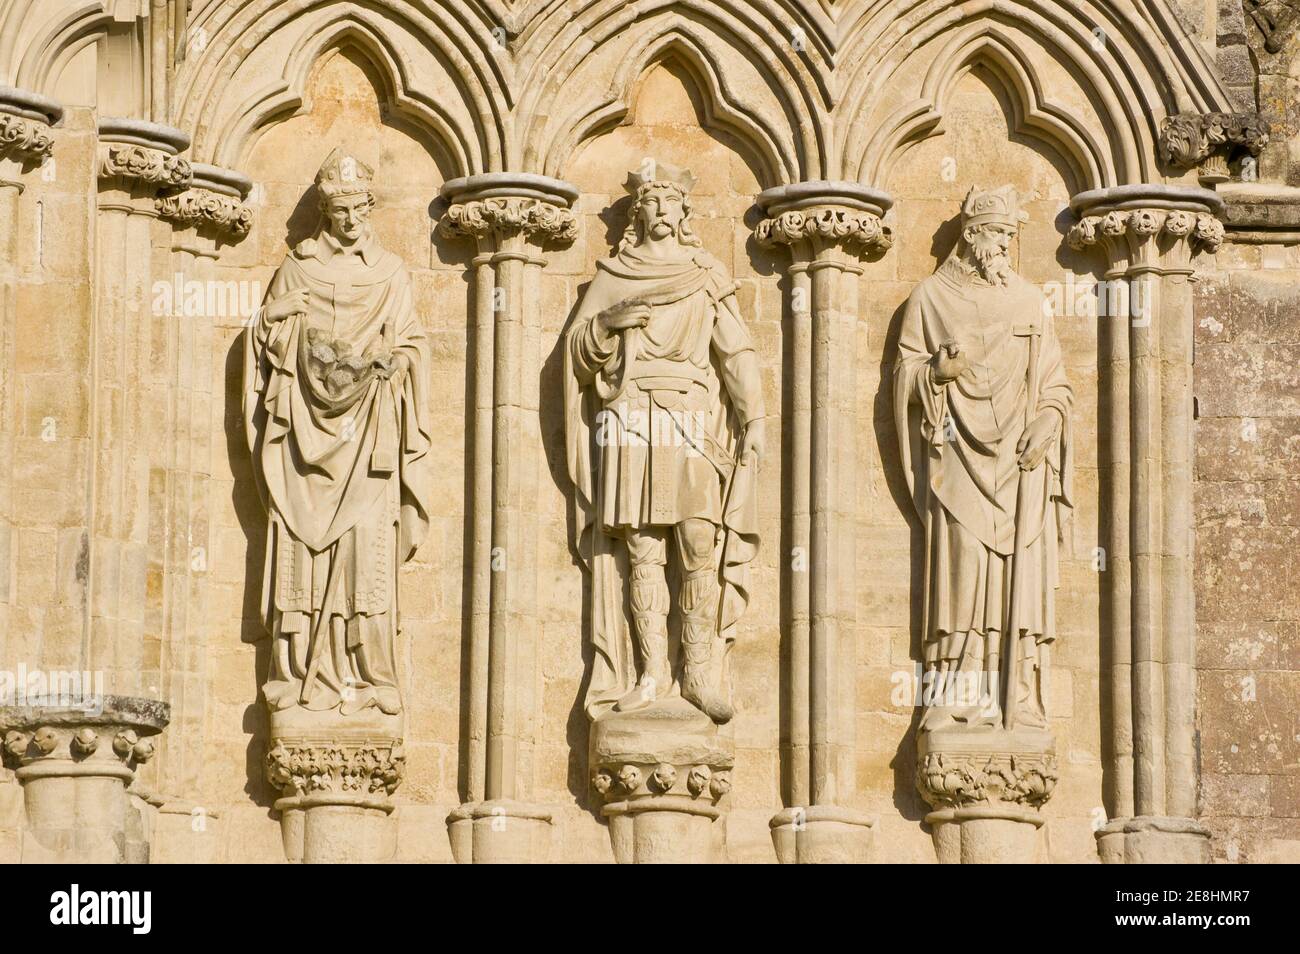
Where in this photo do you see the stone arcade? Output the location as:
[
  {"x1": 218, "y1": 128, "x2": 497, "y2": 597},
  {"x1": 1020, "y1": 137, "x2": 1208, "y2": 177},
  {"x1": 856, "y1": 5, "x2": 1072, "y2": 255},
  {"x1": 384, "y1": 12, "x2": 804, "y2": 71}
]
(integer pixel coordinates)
[{"x1": 0, "y1": 1, "x2": 1296, "y2": 864}]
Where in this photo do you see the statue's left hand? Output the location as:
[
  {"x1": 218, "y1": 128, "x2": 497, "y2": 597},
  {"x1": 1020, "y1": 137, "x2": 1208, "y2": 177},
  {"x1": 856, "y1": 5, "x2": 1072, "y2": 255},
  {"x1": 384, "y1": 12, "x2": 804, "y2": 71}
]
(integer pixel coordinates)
[{"x1": 1016, "y1": 410, "x2": 1059, "y2": 470}]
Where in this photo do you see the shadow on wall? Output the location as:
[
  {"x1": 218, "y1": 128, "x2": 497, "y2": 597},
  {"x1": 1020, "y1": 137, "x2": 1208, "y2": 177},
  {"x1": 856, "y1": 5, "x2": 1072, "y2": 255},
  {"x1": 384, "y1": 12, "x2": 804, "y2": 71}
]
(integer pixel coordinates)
[
  {"x1": 875, "y1": 280, "x2": 930, "y2": 828},
  {"x1": 540, "y1": 278, "x2": 603, "y2": 820},
  {"x1": 222, "y1": 331, "x2": 275, "y2": 811}
]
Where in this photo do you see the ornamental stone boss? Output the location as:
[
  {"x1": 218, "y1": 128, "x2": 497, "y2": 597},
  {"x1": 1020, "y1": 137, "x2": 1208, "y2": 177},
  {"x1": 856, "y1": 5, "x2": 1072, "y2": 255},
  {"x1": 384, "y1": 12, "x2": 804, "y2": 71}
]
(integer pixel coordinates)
[
  {"x1": 564, "y1": 161, "x2": 765, "y2": 725},
  {"x1": 244, "y1": 148, "x2": 432, "y2": 716},
  {"x1": 894, "y1": 185, "x2": 1073, "y2": 734}
]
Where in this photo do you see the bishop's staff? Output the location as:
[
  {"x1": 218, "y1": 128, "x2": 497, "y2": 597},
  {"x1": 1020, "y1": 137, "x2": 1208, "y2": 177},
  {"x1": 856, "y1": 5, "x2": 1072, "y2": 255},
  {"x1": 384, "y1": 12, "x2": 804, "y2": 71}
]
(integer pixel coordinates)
[{"x1": 1001, "y1": 322, "x2": 1042, "y2": 730}]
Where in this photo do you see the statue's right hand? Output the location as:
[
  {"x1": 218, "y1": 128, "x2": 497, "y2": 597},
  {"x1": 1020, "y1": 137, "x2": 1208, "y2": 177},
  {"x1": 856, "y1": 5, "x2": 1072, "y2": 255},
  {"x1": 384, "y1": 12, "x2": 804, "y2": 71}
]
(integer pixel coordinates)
[
  {"x1": 931, "y1": 340, "x2": 969, "y2": 384},
  {"x1": 597, "y1": 298, "x2": 652, "y2": 333},
  {"x1": 264, "y1": 288, "x2": 310, "y2": 323}
]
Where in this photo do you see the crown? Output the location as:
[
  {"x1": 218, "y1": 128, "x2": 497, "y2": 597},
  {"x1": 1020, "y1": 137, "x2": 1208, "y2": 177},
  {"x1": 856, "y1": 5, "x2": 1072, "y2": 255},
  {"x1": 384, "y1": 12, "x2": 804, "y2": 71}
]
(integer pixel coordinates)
[
  {"x1": 961, "y1": 185, "x2": 1027, "y2": 229},
  {"x1": 625, "y1": 159, "x2": 697, "y2": 197},
  {"x1": 316, "y1": 147, "x2": 375, "y2": 200}
]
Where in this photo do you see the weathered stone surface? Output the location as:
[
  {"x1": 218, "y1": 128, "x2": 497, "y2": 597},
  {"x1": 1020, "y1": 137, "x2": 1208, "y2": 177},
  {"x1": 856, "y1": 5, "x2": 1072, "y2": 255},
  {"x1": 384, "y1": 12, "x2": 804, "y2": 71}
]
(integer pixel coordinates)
[{"x1": 0, "y1": 0, "x2": 1293, "y2": 867}]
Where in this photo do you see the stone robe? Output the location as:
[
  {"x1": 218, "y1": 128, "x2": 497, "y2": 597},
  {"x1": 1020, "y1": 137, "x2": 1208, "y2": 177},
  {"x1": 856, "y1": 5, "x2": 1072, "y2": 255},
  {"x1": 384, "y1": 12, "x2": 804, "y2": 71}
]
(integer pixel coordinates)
[
  {"x1": 894, "y1": 256, "x2": 1072, "y2": 675},
  {"x1": 244, "y1": 232, "x2": 431, "y2": 714},
  {"x1": 565, "y1": 244, "x2": 763, "y2": 718}
]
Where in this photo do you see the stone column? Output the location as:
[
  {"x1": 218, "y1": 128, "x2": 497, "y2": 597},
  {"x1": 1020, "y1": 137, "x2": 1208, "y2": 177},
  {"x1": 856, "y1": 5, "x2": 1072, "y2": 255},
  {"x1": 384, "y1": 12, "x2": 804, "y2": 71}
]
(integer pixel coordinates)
[
  {"x1": 93, "y1": 117, "x2": 190, "y2": 702},
  {"x1": 0, "y1": 87, "x2": 60, "y2": 662},
  {"x1": 438, "y1": 173, "x2": 578, "y2": 863},
  {"x1": 152, "y1": 163, "x2": 252, "y2": 827},
  {"x1": 755, "y1": 182, "x2": 892, "y2": 863},
  {"x1": 1068, "y1": 184, "x2": 1225, "y2": 864}
]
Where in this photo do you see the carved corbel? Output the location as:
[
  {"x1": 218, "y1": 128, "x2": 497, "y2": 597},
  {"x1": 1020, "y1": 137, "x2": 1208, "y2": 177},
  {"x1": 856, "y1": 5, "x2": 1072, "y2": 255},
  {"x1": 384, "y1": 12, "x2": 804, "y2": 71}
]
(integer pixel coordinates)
[{"x1": 1158, "y1": 112, "x2": 1270, "y2": 185}]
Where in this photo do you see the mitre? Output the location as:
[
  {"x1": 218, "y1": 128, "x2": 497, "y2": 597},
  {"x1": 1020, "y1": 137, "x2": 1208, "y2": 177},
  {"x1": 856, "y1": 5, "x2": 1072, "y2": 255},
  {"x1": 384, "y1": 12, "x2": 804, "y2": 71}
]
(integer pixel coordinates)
[
  {"x1": 316, "y1": 147, "x2": 375, "y2": 199},
  {"x1": 961, "y1": 184, "x2": 1028, "y2": 228}
]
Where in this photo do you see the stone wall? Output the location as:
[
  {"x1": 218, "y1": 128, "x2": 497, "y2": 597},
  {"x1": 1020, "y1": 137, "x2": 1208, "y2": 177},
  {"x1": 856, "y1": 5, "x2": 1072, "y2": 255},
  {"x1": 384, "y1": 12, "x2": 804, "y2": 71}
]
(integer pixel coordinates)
[{"x1": 0, "y1": 0, "x2": 1295, "y2": 864}]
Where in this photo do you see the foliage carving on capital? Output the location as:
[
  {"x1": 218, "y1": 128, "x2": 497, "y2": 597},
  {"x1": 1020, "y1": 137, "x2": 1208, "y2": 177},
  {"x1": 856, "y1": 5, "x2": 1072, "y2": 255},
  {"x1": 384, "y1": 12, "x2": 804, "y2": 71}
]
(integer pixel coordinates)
[
  {"x1": 264, "y1": 739, "x2": 405, "y2": 798},
  {"x1": 99, "y1": 144, "x2": 192, "y2": 191},
  {"x1": 1067, "y1": 207, "x2": 1225, "y2": 257},
  {"x1": 439, "y1": 196, "x2": 578, "y2": 244},
  {"x1": 917, "y1": 751, "x2": 1058, "y2": 810},
  {"x1": 156, "y1": 188, "x2": 254, "y2": 237},
  {"x1": 755, "y1": 206, "x2": 892, "y2": 256},
  {"x1": 0, "y1": 113, "x2": 53, "y2": 163}
]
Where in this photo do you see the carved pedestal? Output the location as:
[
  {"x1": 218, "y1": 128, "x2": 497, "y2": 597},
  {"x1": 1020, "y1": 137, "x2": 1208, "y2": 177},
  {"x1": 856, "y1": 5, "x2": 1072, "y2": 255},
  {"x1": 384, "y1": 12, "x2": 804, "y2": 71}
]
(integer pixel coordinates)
[
  {"x1": 0, "y1": 696, "x2": 168, "y2": 863},
  {"x1": 264, "y1": 707, "x2": 404, "y2": 864},
  {"x1": 590, "y1": 699, "x2": 732, "y2": 864},
  {"x1": 917, "y1": 727, "x2": 1057, "y2": 864}
]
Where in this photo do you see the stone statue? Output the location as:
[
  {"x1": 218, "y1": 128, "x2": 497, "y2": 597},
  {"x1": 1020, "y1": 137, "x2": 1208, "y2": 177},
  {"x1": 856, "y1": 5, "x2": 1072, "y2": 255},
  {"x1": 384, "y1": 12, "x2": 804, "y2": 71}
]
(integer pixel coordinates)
[
  {"x1": 244, "y1": 148, "x2": 431, "y2": 716},
  {"x1": 894, "y1": 185, "x2": 1072, "y2": 734},
  {"x1": 564, "y1": 161, "x2": 765, "y2": 725}
]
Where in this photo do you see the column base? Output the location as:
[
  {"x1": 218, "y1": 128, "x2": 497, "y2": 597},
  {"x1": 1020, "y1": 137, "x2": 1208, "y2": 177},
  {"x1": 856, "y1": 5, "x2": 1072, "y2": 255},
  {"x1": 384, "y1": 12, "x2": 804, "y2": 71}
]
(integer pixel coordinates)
[
  {"x1": 1096, "y1": 816, "x2": 1211, "y2": 864},
  {"x1": 0, "y1": 695, "x2": 168, "y2": 864},
  {"x1": 446, "y1": 799, "x2": 554, "y2": 863},
  {"x1": 590, "y1": 698, "x2": 732, "y2": 864},
  {"x1": 926, "y1": 804, "x2": 1044, "y2": 863},
  {"x1": 769, "y1": 805, "x2": 875, "y2": 863}
]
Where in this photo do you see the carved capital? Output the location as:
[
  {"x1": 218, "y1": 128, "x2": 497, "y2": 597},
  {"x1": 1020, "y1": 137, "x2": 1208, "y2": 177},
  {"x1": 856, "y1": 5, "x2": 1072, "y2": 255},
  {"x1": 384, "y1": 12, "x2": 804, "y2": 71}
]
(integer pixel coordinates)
[
  {"x1": 1159, "y1": 112, "x2": 1270, "y2": 184},
  {"x1": 156, "y1": 188, "x2": 253, "y2": 237},
  {"x1": 0, "y1": 87, "x2": 61, "y2": 168},
  {"x1": 97, "y1": 118, "x2": 192, "y2": 197},
  {"x1": 439, "y1": 195, "x2": 577, "y2": 244},
  {"x1": 0, "y1": 113, "x2": 53, "y2": 164},
  {"x1": 1068, "y1": 185, "x2": 1225, "y2": 276},
  {"x1": 264, "y1": 738, "x2": 405, "y2": 799},
  {"x1": 0, "y1": 695, "x2": 169, "y2": 782},
  {"x1": 755, "y1": 180, "x2": 894, "y2": 263},
  {"x1": 1069, "y1": 207, "x2": 1224, "y2": 257},
  {"x1": 917, "y1": 750, "x2": 1058, "y2": 810},
  {"x1": 100, "y1": 143, "x2": 192, "y2": 192},
  {"x1": 591, "y1": 758, "x2": 732, "y2": 805},
  {"x1": 438, "y1": 173, "x2": 579, "y2": 250},
  {"x1": 755, "y1": 205, "x2": 893, "y2": 257}
]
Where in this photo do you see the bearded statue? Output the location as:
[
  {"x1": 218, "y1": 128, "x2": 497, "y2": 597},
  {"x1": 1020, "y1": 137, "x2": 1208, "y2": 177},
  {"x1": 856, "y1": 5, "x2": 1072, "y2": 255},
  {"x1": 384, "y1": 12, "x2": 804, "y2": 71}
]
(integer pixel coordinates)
[{"x1": 893, "y1": 185, "x2": 1073, "y2": 734}]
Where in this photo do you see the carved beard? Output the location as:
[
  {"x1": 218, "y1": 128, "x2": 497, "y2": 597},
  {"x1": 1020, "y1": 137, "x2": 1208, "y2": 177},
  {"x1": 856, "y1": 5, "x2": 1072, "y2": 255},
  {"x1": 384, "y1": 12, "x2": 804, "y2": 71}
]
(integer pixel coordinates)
[{"x1": 966, "y1": 232, "x2": 1013, "y2": 286}]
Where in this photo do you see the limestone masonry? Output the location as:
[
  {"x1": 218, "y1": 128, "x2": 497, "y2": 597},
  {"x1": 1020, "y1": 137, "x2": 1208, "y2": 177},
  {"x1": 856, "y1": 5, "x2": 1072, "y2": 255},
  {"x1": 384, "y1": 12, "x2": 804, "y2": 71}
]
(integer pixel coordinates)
[{"x1": 0, "y1": 0, "x2": 1297, "y2": 864}]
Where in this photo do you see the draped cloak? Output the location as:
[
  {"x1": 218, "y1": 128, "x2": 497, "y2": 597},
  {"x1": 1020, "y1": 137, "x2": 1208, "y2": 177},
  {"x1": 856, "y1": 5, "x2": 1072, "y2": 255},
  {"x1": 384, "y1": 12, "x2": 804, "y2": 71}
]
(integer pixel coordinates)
[
  {"x1": 893, "y1": 256, "x2": 1073, "y2": 669},
  {"x1": 564, "y1": 245, "x2": 763, "y2": 719},
  {"x1": 244, "y1": 233, "x2": 431, "y2": 714}
]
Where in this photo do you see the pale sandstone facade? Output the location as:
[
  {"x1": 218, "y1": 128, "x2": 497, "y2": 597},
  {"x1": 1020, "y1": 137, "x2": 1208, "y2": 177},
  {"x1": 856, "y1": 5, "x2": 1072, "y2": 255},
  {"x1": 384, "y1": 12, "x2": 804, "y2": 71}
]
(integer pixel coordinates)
[{"x1": 0, "y1": 0, "x2": 1295, "y2": 864}]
